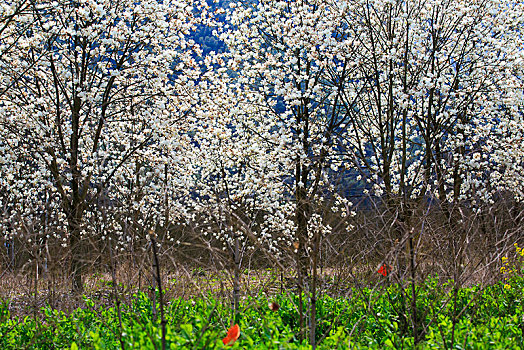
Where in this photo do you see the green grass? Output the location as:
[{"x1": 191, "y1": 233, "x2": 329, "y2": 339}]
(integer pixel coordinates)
[{"x1": 1, "y1": 276, "x2": 523, "y2": 349}]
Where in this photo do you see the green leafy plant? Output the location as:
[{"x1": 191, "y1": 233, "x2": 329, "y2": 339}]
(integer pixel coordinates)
[{"x1": 1, "y1": 276, "x2": 523, "y2": 349}]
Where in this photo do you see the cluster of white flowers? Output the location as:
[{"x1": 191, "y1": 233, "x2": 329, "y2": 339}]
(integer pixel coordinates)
[
  {"x1": 0, "y1": 0, "x2": 206, "y2": 253},
  {"x1": 190, "y1": 0, "x2": 524, "y2": 257},
  {"x1": 0, "y1": 0, "x2": 522, "y2": 267}
]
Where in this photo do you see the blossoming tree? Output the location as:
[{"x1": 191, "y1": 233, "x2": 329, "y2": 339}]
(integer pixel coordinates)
[
  {"x1": 202, "y1": 0, "x2": 359, "y2": 343},
  {"x1": 337, "y1": 0, "x2": 524, "y2": 210},
  {"x1": 0, "y1": 0, "x2": 206, "y2": 292},
  {"x1": 330, "y1": 0, "x2": 523, "y2": 343}
]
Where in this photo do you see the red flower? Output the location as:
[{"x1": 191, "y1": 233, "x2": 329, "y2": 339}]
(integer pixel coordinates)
[
  {"x1": 378, "y1": 264, "x2": 391, "y2": 276},
  {"x1": 222, "y1": 324, "x2": 240, "y2": 346}
]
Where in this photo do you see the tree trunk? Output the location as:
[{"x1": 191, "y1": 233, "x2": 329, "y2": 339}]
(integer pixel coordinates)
[
  {"x1": 232, "y1": 233, "x2": 240, "y2": 319},
  {"x1": 296, "y1": 168, "x2": 310, "y2": 280},
  {"x1": 309, "y1": 227, "x2": 320, "y2": 349},
  {"x1": 69, "y1": 208, "x2": 84, "y2": 294},
  {"x1": 295, "y1": 170, "x2": 310, "y2": 342}
]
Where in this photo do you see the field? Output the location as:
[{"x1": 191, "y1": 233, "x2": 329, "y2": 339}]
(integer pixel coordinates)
[
  {"x1": 2, "y1": 0, "x2": 524, "y2": 349},
  {"x1": 1, "y1": 274, "x2": 523, "y2": 349}
]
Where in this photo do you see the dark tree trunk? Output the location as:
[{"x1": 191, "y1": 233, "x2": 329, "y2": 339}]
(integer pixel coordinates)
[
  {"x1": 295, "y1": 163, "x2": 310, "y2": 342},
  {"x1": 69, "y1": 207, "x2": 84, "y2": 294}
]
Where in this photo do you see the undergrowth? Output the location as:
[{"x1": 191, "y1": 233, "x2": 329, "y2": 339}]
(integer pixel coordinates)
[{"x1": 0, "y1": 276, "x2": 523, "y2": 349}]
